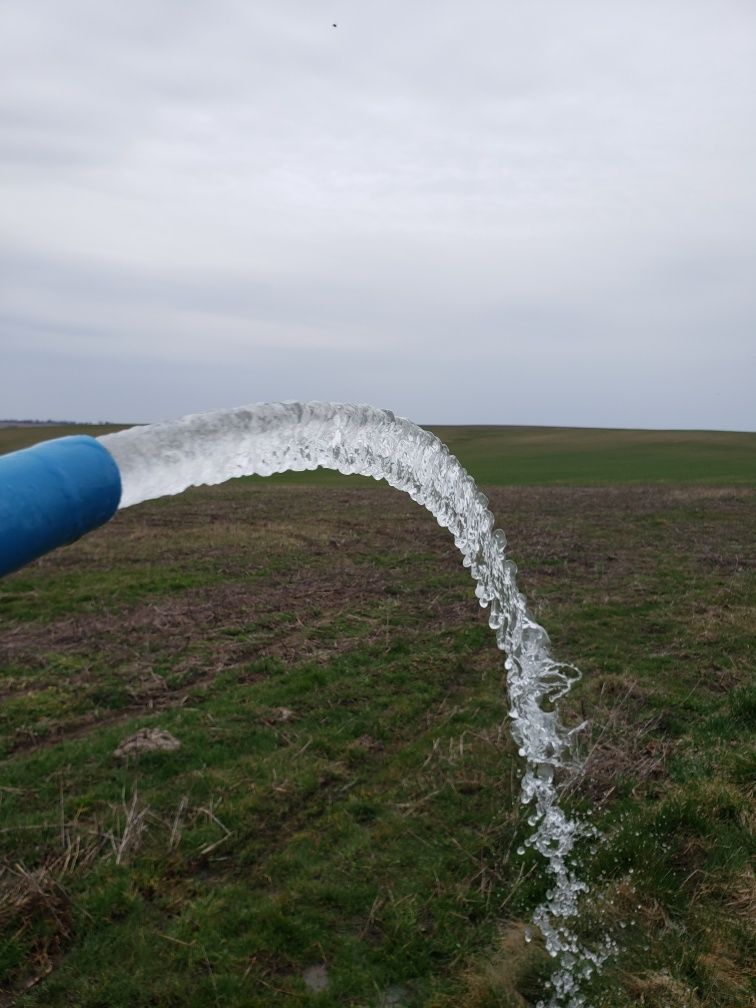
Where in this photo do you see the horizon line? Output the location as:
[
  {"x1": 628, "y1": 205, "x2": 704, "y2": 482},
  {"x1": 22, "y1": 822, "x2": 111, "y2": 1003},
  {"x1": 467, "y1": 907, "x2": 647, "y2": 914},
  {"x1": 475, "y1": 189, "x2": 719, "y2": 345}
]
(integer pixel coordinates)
[{"x1": 2, "y1": 419, "x2": 754, "y2": 436}]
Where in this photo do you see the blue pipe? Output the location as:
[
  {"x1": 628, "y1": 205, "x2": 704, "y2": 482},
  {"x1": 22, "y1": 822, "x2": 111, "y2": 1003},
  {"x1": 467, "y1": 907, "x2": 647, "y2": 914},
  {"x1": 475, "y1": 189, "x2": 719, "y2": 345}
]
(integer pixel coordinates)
[{"x1": 0, "y1": 436, "x2": 122, "y2": 577}]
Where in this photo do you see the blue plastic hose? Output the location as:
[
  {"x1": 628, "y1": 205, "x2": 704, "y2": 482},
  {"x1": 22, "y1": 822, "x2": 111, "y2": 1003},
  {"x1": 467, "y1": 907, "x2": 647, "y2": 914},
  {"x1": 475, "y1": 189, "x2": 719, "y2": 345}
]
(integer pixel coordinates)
[{"x1": 0, "y1": 436, "x2": 122, "y2": 577}]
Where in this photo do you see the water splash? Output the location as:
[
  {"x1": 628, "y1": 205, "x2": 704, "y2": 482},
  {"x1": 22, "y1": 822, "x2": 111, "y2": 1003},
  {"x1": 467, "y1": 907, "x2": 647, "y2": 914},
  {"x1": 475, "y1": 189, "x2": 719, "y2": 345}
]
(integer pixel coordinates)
[{"x1": 100, "y1": 401, "x2": 606, "y2": 1005}]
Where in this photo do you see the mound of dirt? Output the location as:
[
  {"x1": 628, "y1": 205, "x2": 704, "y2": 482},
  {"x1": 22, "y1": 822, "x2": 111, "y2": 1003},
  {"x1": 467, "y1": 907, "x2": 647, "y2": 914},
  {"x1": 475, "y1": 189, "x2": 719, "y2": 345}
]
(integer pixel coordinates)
[{"x1": 114, "y1": 727, "x2": 181, "y2": 759}]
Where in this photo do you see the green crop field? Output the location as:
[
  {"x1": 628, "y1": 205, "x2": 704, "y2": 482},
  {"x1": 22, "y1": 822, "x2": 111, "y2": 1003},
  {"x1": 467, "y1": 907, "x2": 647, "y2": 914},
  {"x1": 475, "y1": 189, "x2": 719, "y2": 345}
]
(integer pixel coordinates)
[
  {"x1": 429, "y1": 426, "x2": 756, "y2": 487},
  {"x1": 0, "y1": 425, "x2": 753, "y2": 1007},
  {"x1": 2, "y1": 423, "x2": 754, "y2": 487}
]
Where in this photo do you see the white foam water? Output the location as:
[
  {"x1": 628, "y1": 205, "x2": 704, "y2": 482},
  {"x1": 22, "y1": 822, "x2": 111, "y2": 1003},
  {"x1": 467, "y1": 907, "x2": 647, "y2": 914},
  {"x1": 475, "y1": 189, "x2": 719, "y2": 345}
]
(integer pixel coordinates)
[{"x1": 99, "y1": 401, "x2": 608, "y2": 1006}]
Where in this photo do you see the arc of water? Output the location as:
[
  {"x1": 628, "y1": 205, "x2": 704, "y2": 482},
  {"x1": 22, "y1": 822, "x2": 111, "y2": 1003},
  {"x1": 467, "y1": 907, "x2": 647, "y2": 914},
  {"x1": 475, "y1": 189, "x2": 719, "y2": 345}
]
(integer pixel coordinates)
[{"x1": 99, "y1": 401, "x2": 603, "y2": 1007}]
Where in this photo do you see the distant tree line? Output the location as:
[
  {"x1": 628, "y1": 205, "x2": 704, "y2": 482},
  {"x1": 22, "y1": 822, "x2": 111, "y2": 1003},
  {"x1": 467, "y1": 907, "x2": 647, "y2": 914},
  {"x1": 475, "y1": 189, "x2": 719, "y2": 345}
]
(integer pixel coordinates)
[{"x1": 0, "y1": 419, "x2": 109, "y2": 426}]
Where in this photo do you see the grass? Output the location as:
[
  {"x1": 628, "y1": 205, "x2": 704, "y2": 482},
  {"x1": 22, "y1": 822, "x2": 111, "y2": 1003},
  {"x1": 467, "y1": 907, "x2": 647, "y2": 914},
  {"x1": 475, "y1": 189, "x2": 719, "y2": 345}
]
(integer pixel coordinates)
[
  {"x1": 427, "y1": 426, "x2": 756, "y2": 487},
  {"x1": 2, "y1": 423, "x2": 754, "y2": 487},
  {"x1": 0, "y1": 425, "x2": 129, "y2": 455},
  {"x1": 0, "y1": 425, "x2": 753, "y2": 1006}
]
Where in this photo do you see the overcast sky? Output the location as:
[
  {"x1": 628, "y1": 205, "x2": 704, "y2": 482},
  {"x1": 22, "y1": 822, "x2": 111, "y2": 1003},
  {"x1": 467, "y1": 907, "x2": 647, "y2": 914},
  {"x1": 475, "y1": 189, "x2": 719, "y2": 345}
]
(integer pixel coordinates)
[{"x1": 1, "y1": 1, "x2": 755, "y2": 428}]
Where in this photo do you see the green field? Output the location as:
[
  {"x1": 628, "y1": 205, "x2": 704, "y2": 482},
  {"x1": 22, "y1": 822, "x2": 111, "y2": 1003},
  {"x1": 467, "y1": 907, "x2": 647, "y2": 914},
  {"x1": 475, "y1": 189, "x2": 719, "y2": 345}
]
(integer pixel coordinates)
[
  {"x1": 2, "y1": 423, "x2": 754, "y2": 486},
  {"x1": 0, "y1": 426, "x2": 753, "y2": 1007},
  {"x1": 429, "y1": 426, "x2": 756, "y2": 486}
]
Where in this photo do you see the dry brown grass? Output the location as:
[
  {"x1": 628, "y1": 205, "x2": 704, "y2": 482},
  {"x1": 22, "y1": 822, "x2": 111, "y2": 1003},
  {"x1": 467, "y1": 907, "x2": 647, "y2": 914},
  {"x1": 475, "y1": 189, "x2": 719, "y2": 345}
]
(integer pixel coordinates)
[
  {"x1": 567, "y1": 679, "x2": 675, "y2": 805},
  {"x1": 726, "y1": 865, "x2": 756, "y2": 922},
  {"x1": 0, "y1": 857, "x2": 77, "y2": 999},
  {"x1": 433, "y1": 921, "x2": 549, "y2": 1008},
  {"x1": 623, "y1": 971, "x2": 704, "y2": 1008}
]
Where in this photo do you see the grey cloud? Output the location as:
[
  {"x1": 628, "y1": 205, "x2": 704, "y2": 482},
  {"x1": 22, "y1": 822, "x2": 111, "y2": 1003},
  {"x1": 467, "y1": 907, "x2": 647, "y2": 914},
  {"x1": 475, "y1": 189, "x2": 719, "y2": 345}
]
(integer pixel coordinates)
[{"x1": 1, "y1": 0, "x2": 755, "y2": 429}]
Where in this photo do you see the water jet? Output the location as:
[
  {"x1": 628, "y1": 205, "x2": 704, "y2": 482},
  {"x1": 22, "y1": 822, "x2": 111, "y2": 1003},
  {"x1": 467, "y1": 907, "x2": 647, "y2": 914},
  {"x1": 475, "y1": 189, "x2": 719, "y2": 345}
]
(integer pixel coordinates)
[{"x1": 0, "y1": 402, "x2": 608, "y2": 1006}]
